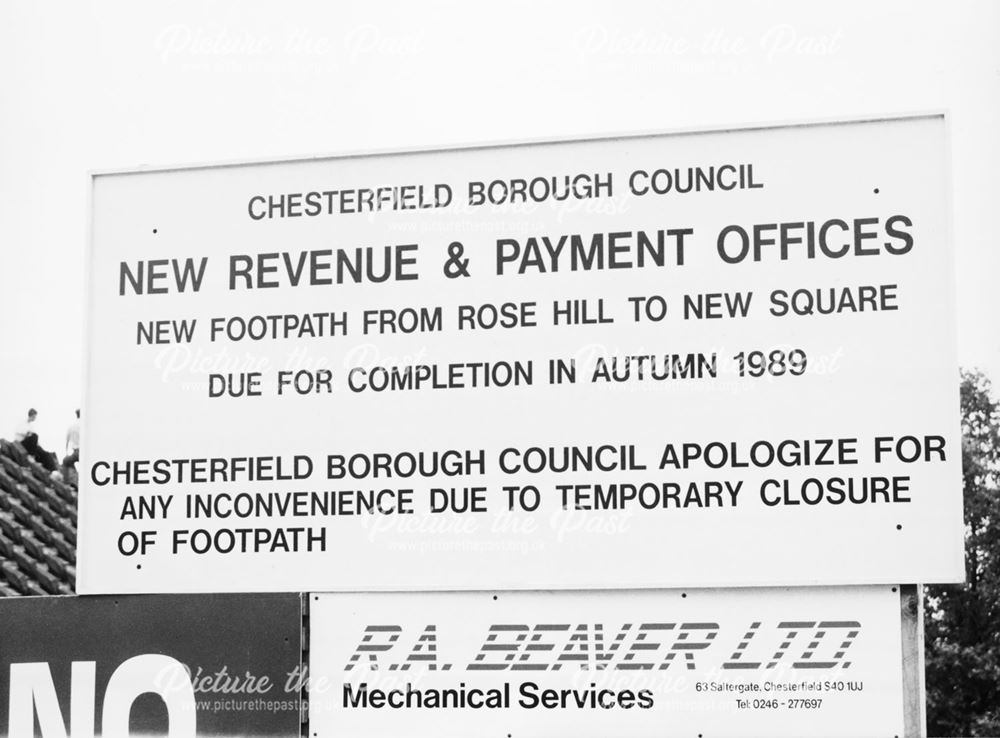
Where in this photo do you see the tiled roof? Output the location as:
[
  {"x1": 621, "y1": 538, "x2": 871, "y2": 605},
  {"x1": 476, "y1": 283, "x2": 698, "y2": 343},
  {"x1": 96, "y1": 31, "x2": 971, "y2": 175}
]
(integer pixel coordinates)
[{"x1": 0, "y1": 439, "x2": 76, "y2": 595}]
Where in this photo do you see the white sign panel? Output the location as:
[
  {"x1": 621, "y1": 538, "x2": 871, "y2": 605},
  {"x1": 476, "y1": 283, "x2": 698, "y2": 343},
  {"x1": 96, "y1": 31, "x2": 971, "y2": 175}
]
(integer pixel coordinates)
[
  {"x1": 80, "y1": 114, "x2": 962, "y2": 593},
  {"x1": 309, "y1": 588, "x2": 905, "y2": 738}
]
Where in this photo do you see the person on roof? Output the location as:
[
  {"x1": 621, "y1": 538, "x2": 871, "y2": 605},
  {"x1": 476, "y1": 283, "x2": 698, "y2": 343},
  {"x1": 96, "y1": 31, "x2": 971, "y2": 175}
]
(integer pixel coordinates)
[
  {"x1": 15, "y1": 408, "x2": 60, "y2": 477},
  {"x1": 63, "y1": 409, "x2": 80, "y2": 474}
]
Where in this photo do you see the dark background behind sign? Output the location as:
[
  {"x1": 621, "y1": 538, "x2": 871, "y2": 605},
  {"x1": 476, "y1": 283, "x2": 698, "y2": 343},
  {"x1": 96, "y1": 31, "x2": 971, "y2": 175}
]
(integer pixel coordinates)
[{"x1": 0, "y1": 593, "x2": 302, "y2": 737}]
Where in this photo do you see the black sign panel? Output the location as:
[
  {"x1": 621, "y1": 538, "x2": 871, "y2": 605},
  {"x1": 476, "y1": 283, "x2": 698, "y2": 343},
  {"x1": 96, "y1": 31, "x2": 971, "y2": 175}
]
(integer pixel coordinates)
[{"x1": 0, "y1": 593, "x2": 302, "y2": 737}]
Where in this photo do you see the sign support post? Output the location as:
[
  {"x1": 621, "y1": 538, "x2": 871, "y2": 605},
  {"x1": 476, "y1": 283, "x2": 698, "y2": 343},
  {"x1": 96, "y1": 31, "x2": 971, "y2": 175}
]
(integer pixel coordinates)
[{"x1": 900, "y1": 584, "x2": 927, "y2": 737}]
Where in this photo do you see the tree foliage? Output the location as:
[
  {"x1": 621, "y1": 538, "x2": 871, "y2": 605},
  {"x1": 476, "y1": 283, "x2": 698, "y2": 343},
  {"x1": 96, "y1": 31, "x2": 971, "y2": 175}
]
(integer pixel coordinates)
[{"x1": 925, "y1": 369, "x2": 1000, "y2": 736}]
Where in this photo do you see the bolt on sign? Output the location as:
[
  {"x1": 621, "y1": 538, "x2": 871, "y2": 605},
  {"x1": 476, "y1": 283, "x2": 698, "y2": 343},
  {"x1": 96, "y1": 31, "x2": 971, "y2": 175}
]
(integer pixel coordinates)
[
  {"x1": 308, "y1": 587, "x2": 904, "y2": 738},
  {"x1": 80, "y1": 113, "x2": 962, "y2": 593},
  {"x1": 0, "y1": 594, "x2": 303, "y2": 737}
]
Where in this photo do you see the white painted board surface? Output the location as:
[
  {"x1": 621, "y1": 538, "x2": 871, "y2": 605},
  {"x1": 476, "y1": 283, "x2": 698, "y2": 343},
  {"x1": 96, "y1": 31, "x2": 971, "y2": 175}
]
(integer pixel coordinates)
[
  {"x1": 80, "y1": 115, "x2": 961, "y2": 593},
  {"x1": 309, "y1": 588, "x2": 904, "y2": 737}
]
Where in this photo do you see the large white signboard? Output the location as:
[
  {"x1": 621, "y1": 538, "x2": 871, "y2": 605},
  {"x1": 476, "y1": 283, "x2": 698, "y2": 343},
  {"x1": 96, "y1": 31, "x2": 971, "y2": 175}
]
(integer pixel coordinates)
[
  {"x1": 80, "y1": 114, "x2": 962, "y2": 593},
  {"x1": 309, "y1": 588, "x2": 904, "y2": 738}
]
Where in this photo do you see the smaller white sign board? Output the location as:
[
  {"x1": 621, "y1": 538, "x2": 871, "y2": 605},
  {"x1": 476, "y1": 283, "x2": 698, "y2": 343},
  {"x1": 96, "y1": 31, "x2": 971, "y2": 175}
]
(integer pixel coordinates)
[{"x1": 309, "y1": 587, "x2": 904, "y2": 737}]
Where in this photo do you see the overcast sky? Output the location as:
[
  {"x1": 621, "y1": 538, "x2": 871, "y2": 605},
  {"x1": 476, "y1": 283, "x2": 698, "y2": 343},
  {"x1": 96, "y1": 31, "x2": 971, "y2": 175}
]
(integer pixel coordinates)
[{"x1": 1, "y1": 0, "x2": 997, "y2": 444}]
